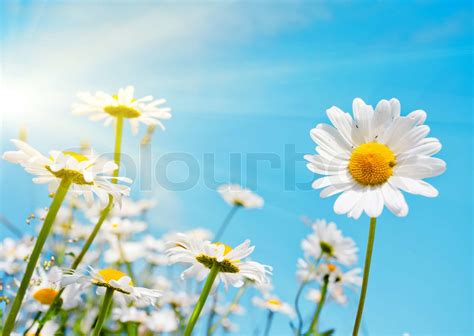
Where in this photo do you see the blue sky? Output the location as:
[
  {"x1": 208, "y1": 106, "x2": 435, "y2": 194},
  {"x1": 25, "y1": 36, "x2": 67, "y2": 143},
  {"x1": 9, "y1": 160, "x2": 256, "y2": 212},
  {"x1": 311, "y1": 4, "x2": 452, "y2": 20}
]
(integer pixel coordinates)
[{"x1": 0, "y1": 1, "x2": 472, "y2": 335}]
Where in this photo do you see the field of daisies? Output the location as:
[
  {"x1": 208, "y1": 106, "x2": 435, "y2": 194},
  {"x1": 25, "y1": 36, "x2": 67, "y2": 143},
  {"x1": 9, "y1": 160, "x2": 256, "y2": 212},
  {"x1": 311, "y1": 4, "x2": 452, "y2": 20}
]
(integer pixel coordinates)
[{"x1": 0, "y1": 85, "x2": 446, "y2": 336}]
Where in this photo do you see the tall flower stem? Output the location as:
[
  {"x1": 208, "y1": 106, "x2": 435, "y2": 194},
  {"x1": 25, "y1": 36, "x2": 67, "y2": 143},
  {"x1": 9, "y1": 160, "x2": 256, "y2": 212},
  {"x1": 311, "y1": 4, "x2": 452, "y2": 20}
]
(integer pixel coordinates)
[
  {"x1": 35, "y1": 113, "x2": 125, "y2": 334},
  {"x1": 2, "y1": 178, "x2": 72, "y2": 336},
  {"x1": 353, "y1": 217, "x2": 377, "y2": 336},
  {"x1": 305, "y1": 277, "x2": 329, "y2": 336},
  {"x1": 263, "y1": 310, "x2": 275, "y2": 336},
  {"x1": 184, "y1": 263, "x2": 220, "y2": 336},
  {"x1": 112, "y1": 115, "x2": 124, "y2": 182},
  {"x1": 92, "y1": 287, "x2": 114, "y2": 336},
  {"x1": 294, "y1": 280, "x2": 308, "y2": 335},
  {"x1": 214, "y1": 206, "x2": 239, "y2": 241}
]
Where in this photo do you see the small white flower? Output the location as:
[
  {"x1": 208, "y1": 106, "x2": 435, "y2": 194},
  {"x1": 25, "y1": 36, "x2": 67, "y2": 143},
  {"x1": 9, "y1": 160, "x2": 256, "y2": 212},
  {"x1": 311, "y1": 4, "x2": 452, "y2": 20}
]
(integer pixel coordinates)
[
  {"x1": 0, "y1": 237, "x2": 34, "y2": 274},
  {"x1": 301, "y1": 219, "x2": 358, "y2": 266},
  {"x1": 102, "y1": 217, "x2": 147, "y2": 237},
  {"x1": 104, "y1": 239, "x2": 145, "y2": 264},
  {"x1": 145, "y1": 309, "x2": 179, "y2": 333},
  {"x1": 72, "y1": 85, "x2": 171, "y2": 135},
  {"x1": 62, "y1": 266, "x2": 161, "y2": 305},
  {"x1": 166, "y1": 234, "x2": 271, "y2": 289},
  {"x1": 2, "y1": 140, "x2": 131, "y2": 206},
  {"x1": 113, "y1": 306, "x2": 148, "y2": 323},
  {"x1": 218, "y1": 184, "x2": 264, "y2": 208},
  {"x1": 252, "y1": 296, "x2": 295, "y2": 318},
  {"x1": 314, "y1": 263, "x2": 362, "y2": 306},
  {"x1": 305, "y1": 98, "x2": 446, "y2": 219}
]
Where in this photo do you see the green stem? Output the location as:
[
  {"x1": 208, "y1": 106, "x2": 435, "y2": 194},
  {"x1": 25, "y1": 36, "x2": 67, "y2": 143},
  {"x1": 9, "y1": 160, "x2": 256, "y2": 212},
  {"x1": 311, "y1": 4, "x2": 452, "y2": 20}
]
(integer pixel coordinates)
[
  {"x1": 214, "y1": 206, "x2": 239, "y2": 241},
  {"x1": 127, "y1": 322, "x2": 138, "y2": 336},
  {"x1": 263, "y1": 310, "x2": 275, "y2": 336},
  {"x1": 295, "y1": 280, "x2": 308, "y2": 335},
  {"x1": 2, "y1": 178, "x2": 72, "y2": 336},
  {"x1": 112, "y1": 115, "x2": 124, "y2": 182},
  {"x1": 353, "y1": 217, "x2": 377, "y2": 336},
  {"x1": 305, "y1": 277, "x2": 329, "y2": 336},
  {"x1": 184, "y1": 263, "x2": 220, "y2": 336},
  {"x1": 92, "y1": 287, "x2": 114, "y2": 336}
]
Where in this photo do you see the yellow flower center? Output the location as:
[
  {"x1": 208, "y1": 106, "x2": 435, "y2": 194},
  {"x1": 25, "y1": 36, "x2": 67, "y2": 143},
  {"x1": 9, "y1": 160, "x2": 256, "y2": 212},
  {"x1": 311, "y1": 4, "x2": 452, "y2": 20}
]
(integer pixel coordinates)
[
  {"x1": 103, "y1": 95, "x2": 140, "y2": 118},
  {"x1": 327, "y1": 264, "x2": 337, "y2": 272},
  {"x1": 98, "y1": 268, "x2": 132, "y2": 285},
  {"x1": 267, "y1": 298, "x2": 282, "y2": 306},
  {"x1": 46, "y1": 151, "x2": 93, "y2": 185},
  {"x1": 196, "y1": 243, "x2": 240, "y2": 274},
  {"x1": 32, "y1": 288, "x2": 58, "y2": 305},
  {"x1": 348, "y1": 142, "x2": 396, "y2": 186}
]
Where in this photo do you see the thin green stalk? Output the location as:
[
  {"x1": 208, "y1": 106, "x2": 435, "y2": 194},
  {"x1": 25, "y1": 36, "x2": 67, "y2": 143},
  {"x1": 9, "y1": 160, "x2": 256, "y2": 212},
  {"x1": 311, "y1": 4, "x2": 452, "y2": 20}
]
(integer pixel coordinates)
[
  {"x1": 263, "y1": 310, "x2": 275, "y2": 336},
  {"x1": 127, "y1": 322, "x2": 138, "y2": 336},
  {"x1": 184, "y1": 263, "x2": 220, "y2": 336},
  {"x1": 2, "y1": 178, "x2": 72, "y2": 336},
  {"x1": 305, "y1": 277, "x2": 329, "y2": 336},
  {"x1": 214, "y1": 206, "x2": 239, "y2": 241},
  {"x1": 112, "y1": 115, "x2": 124, "y2": 182},
  {"x1": 353, "y1": 217, "x2": 377, "y2": 336},
  {"x1": 294, "y1": 280, "x2": 308, "y2": 335},
  {"x1": 92, "y1": 287, "x2": 114, "y2": 336}
]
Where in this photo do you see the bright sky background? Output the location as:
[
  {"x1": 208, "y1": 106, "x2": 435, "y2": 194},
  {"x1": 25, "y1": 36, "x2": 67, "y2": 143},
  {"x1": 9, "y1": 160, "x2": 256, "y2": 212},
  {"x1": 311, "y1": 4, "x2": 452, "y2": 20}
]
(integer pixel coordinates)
[{"x1": 0, "y1": 1, "x2": 472, "y2": 335}]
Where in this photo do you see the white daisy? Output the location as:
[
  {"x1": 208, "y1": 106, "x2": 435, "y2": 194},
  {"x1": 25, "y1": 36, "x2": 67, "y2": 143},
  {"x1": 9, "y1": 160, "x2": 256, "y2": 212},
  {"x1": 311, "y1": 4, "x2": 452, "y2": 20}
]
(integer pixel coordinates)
[
  {"x1": 101, "y1": 217, "x2": 147, "y2": 237},
  {"x1": 218, "y1": 184, "x2": 264, "y2": 208},
  {"x1": 301, "y1": 219, "x2": 358, "y2": 266},
  {"x1": 72, "y1": 85, "x2": 171, "y2": 135},
  {"x1": 2, "y1": 140, "x2": 131, "y2": 206},
  {"x1": 314, "y1": 263, "x2": 362, "y2": 305},
  {"x1": 104, "y1": 239, "x2": 145, "y2": 264},
  {"x1": 0, "y1": 237, "x2": 34, "y2": 275},
  {"x1": 145, "y1": 309, "x2": 179, "y2": 333},
  {"x1": 61, "y1": 266, "x2": 161, "y2": 305},
  {"x1": 166, "y1": 233, "x2": 271, "y2": 289},
  {"x1": 252, "y1": 296, "x2": 295, "y2": 318},
  {"x1": 112, "y1": 306, "x2": 148, "y2": 324},
  {"x1": 29, "y1": 266, "x2": 62, "y2": 307},
  {"x1": 305, "y1": 98, "x2": 446, "y2": 219}
]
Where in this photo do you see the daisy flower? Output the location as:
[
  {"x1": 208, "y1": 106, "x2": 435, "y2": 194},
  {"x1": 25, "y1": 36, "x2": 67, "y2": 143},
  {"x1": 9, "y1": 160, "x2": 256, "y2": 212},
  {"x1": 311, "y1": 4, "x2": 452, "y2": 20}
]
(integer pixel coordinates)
[
  {"x1": 61, "y1": 266, "x2": 161, "y2": 305},
  {"x1": 313, "y1": 263, "x2": 362, "y2": 305},
  {"x1": 252, "y1": 296, "x2": 295, "y2": 318},
  {"x1": 305, "y1": 98, "x2": 446, "y2": 218},
  {"x1": 166, "y1": 233, "x2": 271, "y2": 289},
  {"x1": 145, "y1": 310, "x2": 179, "y2": 333},
  {"x1": 2, "y1": 140, "x2": 131, "y2": 206},
  {"x1": 301, "y1": 219, "x2": 358, "y2": 266},
  {"x1": 72, "y1": 85, "x2": 171, "y2": 135},
  {"x1": 217, "y1": 184, "x2": 264, "y2": 208},
  {"x1": 101, "y1": 217, "x2": 147, "y2": 237},
  {"x1": 0, "y1": 237, "x2": 34, "y2": 275},
  {"x1": 29, "y1": 266, "x2": 62, "y2": 308},
  {"x1": 112, "y1": 306, "x2": 148, "y2": 324}
]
